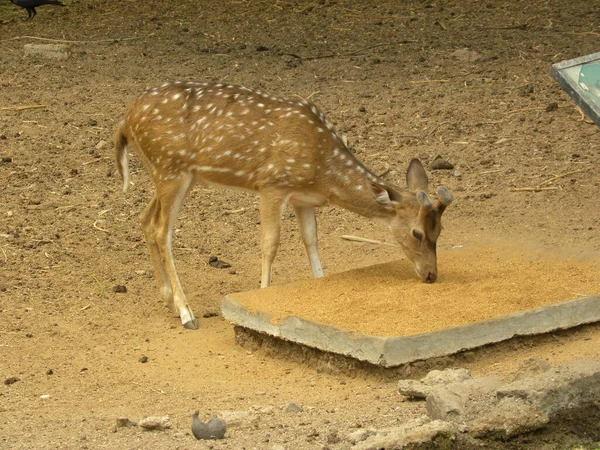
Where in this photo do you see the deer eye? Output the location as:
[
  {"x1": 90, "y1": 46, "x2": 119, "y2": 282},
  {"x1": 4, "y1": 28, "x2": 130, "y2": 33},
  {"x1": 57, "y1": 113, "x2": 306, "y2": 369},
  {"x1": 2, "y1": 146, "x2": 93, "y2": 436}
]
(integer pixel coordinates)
[{"x1": 412, "y1": 229, "x2": 423, "y2": 241}]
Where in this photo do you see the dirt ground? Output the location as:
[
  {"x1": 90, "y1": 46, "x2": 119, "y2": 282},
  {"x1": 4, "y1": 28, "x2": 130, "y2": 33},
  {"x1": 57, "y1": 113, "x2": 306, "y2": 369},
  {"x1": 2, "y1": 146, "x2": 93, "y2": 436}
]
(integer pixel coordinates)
[{"x1": 1, "y1": 0, "x2": 599, "y2": 449}]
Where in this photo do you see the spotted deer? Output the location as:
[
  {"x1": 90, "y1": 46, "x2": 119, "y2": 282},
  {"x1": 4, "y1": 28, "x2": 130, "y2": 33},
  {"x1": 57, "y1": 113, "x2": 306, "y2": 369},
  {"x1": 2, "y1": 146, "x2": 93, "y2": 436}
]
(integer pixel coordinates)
[{"x1": 114, "y1": 82, "x2": 453, "y2": 329}]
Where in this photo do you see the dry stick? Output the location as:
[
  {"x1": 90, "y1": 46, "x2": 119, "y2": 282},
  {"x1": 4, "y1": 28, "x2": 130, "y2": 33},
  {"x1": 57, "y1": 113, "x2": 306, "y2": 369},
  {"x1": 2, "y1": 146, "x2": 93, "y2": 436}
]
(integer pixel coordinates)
[
  {"x1": 83, "y1": 157, "x2": 108, "y2": 165},
  {"x1": 284, "y1": 40, "x2": 416, "y2": 61},
  {"x1": 409, "y1": 79, "x2": 449, "y2": 84},
  {"x1": 536, "y1": 168, "x2": 590, "y2": 187},
  {"x1": 0, "y1": 105, "x2": 47, "y2": 111},
  {"x1": 341, "y1": 235, "x2": 397, "y2": 246},
  {"x1": 509, "y1": 187, "x2": 561, "y2": 192},
  {"x1": 91, "y1": 275, "x2": 106, "y2": 298},
  {"x1": 506, "y1": 104, "x2": 570, "y2": 115},
  {"x1": 92, "y1": 220, "x2": 110, "y2": 234},
  {"x1": 6, "y1": 36, "x2": 140, "y2": 44}
]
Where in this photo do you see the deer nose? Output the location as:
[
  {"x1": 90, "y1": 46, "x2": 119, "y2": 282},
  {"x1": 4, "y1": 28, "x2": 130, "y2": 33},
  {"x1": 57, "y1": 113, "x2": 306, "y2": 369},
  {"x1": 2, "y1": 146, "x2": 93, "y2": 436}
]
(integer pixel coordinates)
[{"x1": 424, "y1": 272, "x2": 437, "y2": 283}]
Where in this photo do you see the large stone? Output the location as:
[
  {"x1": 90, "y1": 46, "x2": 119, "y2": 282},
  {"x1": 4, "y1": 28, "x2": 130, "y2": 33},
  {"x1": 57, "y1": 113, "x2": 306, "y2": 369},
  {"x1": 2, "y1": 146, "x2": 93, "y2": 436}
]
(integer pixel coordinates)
[
  {"x1": 426, "y1": 376, "x2": 503, "y2": 421},
  {"x1": 508, "y1": 355, "x2": 552, "y2": 382},
  {"x1": 468, "y1": 397, "x2": 549, "y2": 439},
  {"x1": 398, "y1": 368, "x2": 472, "y2": 399},
  {"x1": 497, "y1": 359, "x2": 600, "y2": 416},
  {"x1": 354, "y1": 419, "x2": 458, "y2": 450}
]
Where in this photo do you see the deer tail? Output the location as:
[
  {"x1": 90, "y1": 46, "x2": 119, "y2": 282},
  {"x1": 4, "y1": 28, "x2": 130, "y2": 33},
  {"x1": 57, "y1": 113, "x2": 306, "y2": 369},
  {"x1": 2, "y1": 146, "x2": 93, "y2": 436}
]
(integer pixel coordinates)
[{"x1": 114, "y1": 122, "x2": 130, "y2": 192}]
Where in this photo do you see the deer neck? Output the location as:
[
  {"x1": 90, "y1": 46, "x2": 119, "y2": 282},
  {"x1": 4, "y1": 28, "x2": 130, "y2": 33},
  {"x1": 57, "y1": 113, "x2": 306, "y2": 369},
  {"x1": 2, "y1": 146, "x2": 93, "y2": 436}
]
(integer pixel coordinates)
[{"x1": 321, "y1": 163, "x2": 418, "y2": 226}]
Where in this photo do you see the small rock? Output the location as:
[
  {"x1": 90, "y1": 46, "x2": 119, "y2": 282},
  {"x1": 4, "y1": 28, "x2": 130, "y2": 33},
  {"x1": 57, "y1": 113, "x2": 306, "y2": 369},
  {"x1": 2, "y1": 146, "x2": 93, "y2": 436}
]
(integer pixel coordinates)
[
  {"x1": 202, "y1": 311, "x2": 219, "y2": 318},
  {"x1": 519, "y1": 84, "x2": 535, "y2": 96},
  {"x1": 139, "y1": 355, "x2": 148, "y2": 363},
  {"x1": 359, "y1": 105, "x2": 367, "y2": 113},
  {"x1": 192, "y1": 411, "x2": 227, "y2": 440},
  {"x1": 354, "y1": 420, "x2": 457, "y2": 450},
  {"x1": 430, "y1": 155, "x2": 454, "y2": 170},
  {"x1": 113, "y1": 285, "x2": 127, "y2": 293},
  {"x1": 208, "y1": 256, "x2": 231, "y2": 269},
  {"x1": 95, "y1": 140, "x2": 107, "y2": 150},
  {"x1": 346, "y1": 428, "x2": 377, "y2": 444},
  {"x1": 285, "y1": 402, "x2": 303, "y2": 414},
  {"x1": 139, "y1": 415, "x2": 171, "y2": 430},
  {"x1": 326, "y1": 430, "x2": 341, "y2": 444},
  {"x1": 545, "y1": 102, "x2": 559, "y2": 112},
  {"x1": 88, "y1": 119, "x2": 98, "y2": 126},
  {"x1": 217, "y1": 410, "x2": 253, "y2": 427},
  {"x1": 4, "y1": 377, "x2": 19, "y2": 385},
  {"x1": 46, "y1": 369, "x2": 54, "y2": 375},
  {"x1": 450, "y1": 48, "x2": 481, "y2": 63},
  {"x1": 398, "y1": 368, "x2": 472, "y2": 399},
  {"x1": 40, "y1": 394, "x2": 52, "y2": 400},
  {"x1": 1, "y1": 156, "x2": 12, "y2": 163},
  {"x1": 255, "y1": 45, "x2": 269, "y2": 52},
  {"x1": 116, "y1": 417, "x2": 137, "y2": 428}
]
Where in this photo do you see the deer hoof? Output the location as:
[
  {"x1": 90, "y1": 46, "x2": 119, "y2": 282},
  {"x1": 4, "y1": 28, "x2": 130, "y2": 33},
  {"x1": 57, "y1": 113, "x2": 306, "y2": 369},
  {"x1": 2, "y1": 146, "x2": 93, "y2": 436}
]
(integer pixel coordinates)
[{"x1": 183, "y1": 319, "x2": 199, "y2": 330}]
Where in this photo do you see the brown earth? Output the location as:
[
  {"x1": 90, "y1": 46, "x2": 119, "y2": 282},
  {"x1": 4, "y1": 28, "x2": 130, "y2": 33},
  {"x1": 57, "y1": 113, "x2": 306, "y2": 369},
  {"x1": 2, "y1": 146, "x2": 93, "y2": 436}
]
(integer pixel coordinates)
[{"x1": 1, "y1": 0, "x2": 599, "y2": 449}]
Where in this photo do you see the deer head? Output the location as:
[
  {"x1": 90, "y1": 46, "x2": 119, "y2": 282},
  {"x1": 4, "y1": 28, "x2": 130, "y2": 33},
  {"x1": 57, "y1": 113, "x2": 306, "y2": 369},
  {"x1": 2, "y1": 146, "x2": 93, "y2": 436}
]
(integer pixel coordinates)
[{"x1": 368, "y1": 159, "x2": 453, "y2": 283}]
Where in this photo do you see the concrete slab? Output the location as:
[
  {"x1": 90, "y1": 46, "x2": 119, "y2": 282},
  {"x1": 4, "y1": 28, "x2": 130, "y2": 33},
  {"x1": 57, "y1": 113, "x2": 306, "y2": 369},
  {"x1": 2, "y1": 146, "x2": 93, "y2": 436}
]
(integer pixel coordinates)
[
  {"x1": 220, "y1": 247, "x2": 600, "y2": 367},
  {"x1": 221, "y1": 294, "x2": 600, "y2": 367}
]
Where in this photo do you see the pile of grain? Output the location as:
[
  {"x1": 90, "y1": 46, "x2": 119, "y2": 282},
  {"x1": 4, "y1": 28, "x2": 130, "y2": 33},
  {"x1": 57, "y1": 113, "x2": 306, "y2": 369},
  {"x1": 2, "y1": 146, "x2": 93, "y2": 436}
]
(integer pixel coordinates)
[{"x1": 234, "y1": 245, "x2": 599, "y2": 337}]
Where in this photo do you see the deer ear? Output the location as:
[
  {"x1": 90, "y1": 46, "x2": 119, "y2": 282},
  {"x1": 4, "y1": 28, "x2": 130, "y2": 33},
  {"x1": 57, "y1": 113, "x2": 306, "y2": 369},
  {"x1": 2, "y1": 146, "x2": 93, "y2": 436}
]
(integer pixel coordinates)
[
  {"x1": 406, "y1": 159, "x2": 428, "y2": 192},
  {"x1": 368, "y1": 180, "x2": 400, "y2": 206}
]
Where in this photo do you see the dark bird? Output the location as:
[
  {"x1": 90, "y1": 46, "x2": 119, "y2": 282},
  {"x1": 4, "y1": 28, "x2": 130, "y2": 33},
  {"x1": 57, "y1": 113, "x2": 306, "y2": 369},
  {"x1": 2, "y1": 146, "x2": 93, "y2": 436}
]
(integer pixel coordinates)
[
  {"x1": 10, "y1": 0, "x2": 65, "y2": 20},
  {"x1": 191, "y1": 411, "x2": 226, "y2": 440}
]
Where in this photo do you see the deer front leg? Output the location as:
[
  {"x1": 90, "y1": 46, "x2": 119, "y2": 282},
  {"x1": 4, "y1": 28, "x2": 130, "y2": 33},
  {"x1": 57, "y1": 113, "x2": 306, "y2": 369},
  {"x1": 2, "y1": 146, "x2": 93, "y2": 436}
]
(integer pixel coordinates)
[
  {"x1": 151, "y1": 175, "x2": 197, "y2": 329},
  {"x1": 293, "y1": 205, "x2": 324, "y2": 279},
  {"x1": 259, "y1": 191, "x2": 287, "y2": 288}
]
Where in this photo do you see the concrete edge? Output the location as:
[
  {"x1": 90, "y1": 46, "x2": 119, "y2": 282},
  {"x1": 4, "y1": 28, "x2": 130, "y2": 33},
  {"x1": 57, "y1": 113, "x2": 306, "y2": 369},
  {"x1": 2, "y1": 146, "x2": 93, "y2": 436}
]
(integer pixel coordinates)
[
  {"x1": 382, "y1": 296, "x2": 600, "y2": 366},
  {"x1": 221, "y1": 295, "x2": 600, "y2": 368},
  {"x1": 220, "y1": 295, "x2": 281, "y2": 337}
]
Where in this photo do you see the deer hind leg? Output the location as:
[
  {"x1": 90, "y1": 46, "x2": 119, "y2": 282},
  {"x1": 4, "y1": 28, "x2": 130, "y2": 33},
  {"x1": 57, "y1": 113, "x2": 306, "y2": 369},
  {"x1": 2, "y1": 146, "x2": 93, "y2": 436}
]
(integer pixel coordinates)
[
  {"x1": 141, "y1": 195, "x2": 173, "y2": 307},
  {"x1": 142, "y1": 174, "x2": 197, "y2": 329},
  {"x1": 259, "y1": 191, "x2": 287, "y2": 288},
  {"x1": 293, "y1": 205, "x2": 324, "y2": 279}
]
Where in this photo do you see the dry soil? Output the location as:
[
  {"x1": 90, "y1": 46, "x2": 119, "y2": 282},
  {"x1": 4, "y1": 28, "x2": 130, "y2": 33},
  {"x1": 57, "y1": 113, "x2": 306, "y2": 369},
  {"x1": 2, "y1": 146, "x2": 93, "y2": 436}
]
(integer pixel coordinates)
[{"x1": 1, "y1": 1, "x2": 599, "y2": 449}]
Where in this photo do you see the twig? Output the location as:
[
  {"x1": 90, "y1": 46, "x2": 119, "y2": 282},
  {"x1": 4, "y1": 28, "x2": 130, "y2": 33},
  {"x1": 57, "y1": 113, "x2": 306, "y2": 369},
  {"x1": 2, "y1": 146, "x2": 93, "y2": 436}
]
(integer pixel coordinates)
[
  {"x1": 506, "y1": 104, "x2": 570, "y2": 115},
  {"x1": 509, "y1": 187, "x2": 561, "y2": 192},
  {"x1": 0, "y1": 105, "x2": 47, "y2": 111},
  {"x1": 80, "y1": 304, "x2": 91, "y2": 311},
  {"x1": 6, "y1": 36, "x2": 140, "y2": 44},
  {"x1": 93, "y1": 220, "x2": 110, "y2": 234},
  {"x1": 536, "y1": 168, "x2": 590, "y2": 187},
  {"x1": 91, "y1": 275, "x2": 106, "y2": 298},
  {"x1": 223, "y1": 207, "x2": 248, "y2": 215},
  {"x1": 283, "y1": 40, "x2": 415, "y2": 61},
  {"x1": 341, "y1": 235, "x2": 397, "y2": 246},
  {"x1": 410, "y1": 79, "x2": 449, "y2": 84},
  {"x1": 0, "y1": 246, "x2": 7, "y2": 263},
  {"x1": 83, "y1": 157, "x2": 108, "y2": 165}
]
